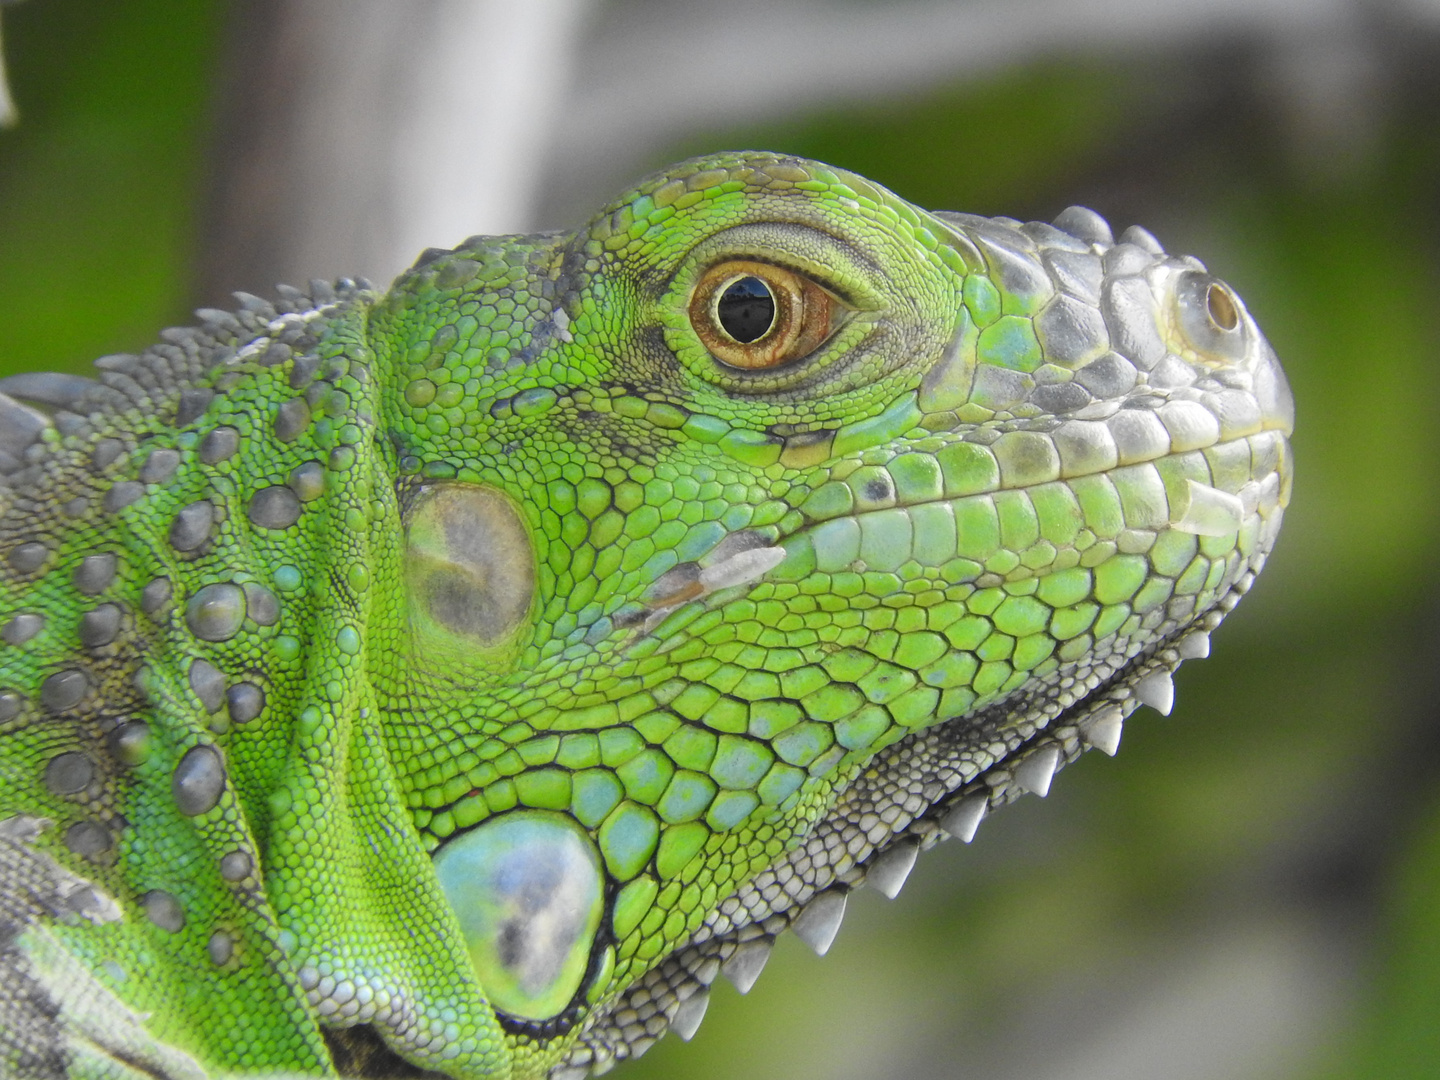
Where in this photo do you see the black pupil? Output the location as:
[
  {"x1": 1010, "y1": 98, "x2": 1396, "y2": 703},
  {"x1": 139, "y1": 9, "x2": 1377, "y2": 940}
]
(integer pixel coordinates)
[{"x1": 716, "y1": 277, "x2": 776, "y2": 343}]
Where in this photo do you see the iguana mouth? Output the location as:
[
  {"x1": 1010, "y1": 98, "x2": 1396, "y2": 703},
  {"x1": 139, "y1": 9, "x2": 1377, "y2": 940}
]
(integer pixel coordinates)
[
  {"x1": 635, "y1": 423, "x2": 1290, "y2": 643},
  {"x1": 781, "y1": 427, "x2": 1290, "y2": 576}
]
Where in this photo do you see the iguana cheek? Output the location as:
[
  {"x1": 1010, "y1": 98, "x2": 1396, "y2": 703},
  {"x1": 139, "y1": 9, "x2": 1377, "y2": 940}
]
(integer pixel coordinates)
[
  {"x1": 402, "y1": 483, "x2": 536, "y2": 664},
  {"x1": 431, "y1": 811, "x2": 605, "y2": 1021}
]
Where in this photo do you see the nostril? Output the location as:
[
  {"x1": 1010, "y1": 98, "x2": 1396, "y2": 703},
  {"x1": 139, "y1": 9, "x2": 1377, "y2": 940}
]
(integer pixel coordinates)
[
  {"x1": 1172, "y1": 270, "x2": 1247, "y2": 362},
  {"x1": 1206, "y1": 283, "x2": 1239, "y2": 331}
]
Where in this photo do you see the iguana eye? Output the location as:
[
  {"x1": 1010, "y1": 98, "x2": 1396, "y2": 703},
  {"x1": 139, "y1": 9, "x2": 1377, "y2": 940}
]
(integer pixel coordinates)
[{"x1": 689, "y1": 260, "x2": 836, "y2": 370}]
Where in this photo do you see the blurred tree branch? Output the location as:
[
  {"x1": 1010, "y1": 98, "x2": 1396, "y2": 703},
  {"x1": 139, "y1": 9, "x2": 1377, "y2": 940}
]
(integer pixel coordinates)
[
  {"x1": 0, "y1": 1, "x2": 28, "y2": 128},
  {"x1": 201, "y1": 0, "x2": 594, "y2": 299}
]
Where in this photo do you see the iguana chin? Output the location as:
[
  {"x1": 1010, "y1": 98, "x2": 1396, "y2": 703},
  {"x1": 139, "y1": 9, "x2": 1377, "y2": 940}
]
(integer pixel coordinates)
[{"x1": 0, "y1": 152, "x2": 1292, "y2": 1080}]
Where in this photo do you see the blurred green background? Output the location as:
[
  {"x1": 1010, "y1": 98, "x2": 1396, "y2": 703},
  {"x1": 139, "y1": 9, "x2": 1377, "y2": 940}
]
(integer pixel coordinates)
[{"x1": 2, "y1": 1, "x2": 1438, "y2": 1077}]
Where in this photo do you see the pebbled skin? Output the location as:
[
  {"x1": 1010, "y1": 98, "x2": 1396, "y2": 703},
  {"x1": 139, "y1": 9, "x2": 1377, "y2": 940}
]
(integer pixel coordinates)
[{"x1": 0, "y1": 152, "x2": 1293, "y2": 1079}]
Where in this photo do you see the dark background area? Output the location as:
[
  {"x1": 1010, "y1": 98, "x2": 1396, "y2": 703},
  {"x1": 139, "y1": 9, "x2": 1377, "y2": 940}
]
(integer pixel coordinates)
[{"x1": 2, "y1": 2, "x2": 1439, "y2": 1077}]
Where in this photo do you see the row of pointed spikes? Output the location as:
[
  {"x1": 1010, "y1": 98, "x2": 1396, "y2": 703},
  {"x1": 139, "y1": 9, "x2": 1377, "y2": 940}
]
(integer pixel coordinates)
[{"x1": 554, "y1": 614, "x2": 1226, "y2": 1077}]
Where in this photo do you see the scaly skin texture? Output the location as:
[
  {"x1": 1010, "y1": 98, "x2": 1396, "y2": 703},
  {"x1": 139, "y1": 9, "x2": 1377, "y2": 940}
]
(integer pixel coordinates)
[{"x1": 0, "y1": 153, "x2": 1293, "y2": 1079}]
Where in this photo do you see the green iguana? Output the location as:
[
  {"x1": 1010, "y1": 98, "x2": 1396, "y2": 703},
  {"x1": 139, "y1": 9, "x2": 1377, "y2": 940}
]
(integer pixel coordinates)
[{"x1": 0, "y1": 152, "x2": 1293, "y2": 1079}]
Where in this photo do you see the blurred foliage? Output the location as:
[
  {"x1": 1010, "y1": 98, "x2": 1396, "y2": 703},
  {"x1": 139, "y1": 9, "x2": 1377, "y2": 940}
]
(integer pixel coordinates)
[
  {"x1": 1, "y1": 3, "x2": 1439, "y2": 1078},
  {"x1": 0, "y1": 0, "x2": 222, "y2": 372}
]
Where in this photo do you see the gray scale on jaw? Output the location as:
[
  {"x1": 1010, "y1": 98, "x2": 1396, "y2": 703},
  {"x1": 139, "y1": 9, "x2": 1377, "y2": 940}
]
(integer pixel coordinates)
[
  {"x1": 556, "y1": 202, "x2": 1291, "y2": 1074},
  {"x1": 249, "y1": 486, "x2": 301, "y2": 530},
  {"x1": 90, "y1": 437, "x2": 125, "y2": 471},
  {"x1": 64, "y1": 820, "x2": 111, "y2": 860},
  {"x1": 242, "y1": 583, "x2": 280, "y2": 626},
  {"x1": 199, "y1": 426, "x2": 240, "y2": 465},
  {"x1": 189, "y1": 659, "x2": 227, "y2": 714},
  {"x1": 186, "y1": 583, "x2": 246, "y2": 642},
  {"x1": 78, "y1": 603, "x2": 123, "y2": 648},
  {"x1": 109, "y1": 721, "x2": 151, "y2": 767},
  {"x1": 138, "y1": 578, "x2": 171, "y2": 616},
  {"x1": 1, "y1": 612, "x2": 44, "y2": 645},
  {"x1": 226, "y1": 682, "x2": 264, "y2": 725},
  {"x1": 143, "y1": 889, "x2": 186, "y2": 933},
  {"x1": 7, "y1": 542, "x2": 49, "y2": 575},
  {"x1": 73, "y1": 553, "x2": 117, "y2": 594},
  {"x1": 169, "y1": 500, "x2": 215, "y2": 552},
  {"x1": 103, "y1": 480, "x2": 145, "y2": 513},
  {"x1": 288, "y1": 353, "x2": 319, "y2": 388},
  {"x1": 40, "y1": 669, "x2": 88, "y2": 713},
  {"x1": 172, "y1": 744, "x2": 226, "y2": 817},
  {"x1": 274, "y1": 398, "x2": 311, "y2": 442},
  {"x1": 289, "y1": 460, "x2": 325, "y2": 501},
  {"x1": 139, "y1": 447, "x2": 180, "y2": 484},
  {"x1": 219, "y1": 850, "x2": 253, "y2": 881},
  {"x1": 208, "y1": 931, "x2": 234, "y2": 966},
  {"x1": 175, "y1": 388, "x2": 216, "y2": 428},
  {"x1": 44, "y1": 751, "x2": 95, "y2": 797}
]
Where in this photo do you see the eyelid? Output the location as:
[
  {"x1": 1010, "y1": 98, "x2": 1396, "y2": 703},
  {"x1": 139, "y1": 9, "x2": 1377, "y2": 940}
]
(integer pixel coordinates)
[{"x1": 672, "y1": 221, "x2": 885, "y2": 312}]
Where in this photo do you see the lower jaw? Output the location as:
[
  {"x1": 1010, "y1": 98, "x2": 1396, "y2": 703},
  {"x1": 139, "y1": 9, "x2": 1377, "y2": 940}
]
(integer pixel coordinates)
[{"x1": 564, "y1": 484, "x2": 1284, "y2": 1072}]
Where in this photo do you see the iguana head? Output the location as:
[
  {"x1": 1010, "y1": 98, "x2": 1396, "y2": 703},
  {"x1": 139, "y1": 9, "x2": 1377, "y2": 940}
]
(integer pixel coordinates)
[
  {"x1": 358, "y1": 152, "x2": 1292, "y2": 1076},
  {"x1": 0, "y1": 149, "x2": 1295, "y2": 1080}
]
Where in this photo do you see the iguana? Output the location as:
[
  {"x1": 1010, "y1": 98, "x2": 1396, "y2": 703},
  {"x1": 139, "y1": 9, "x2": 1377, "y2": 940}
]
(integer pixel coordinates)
[{"x1": 0, "y1": 152, "x2": 1293, "y2": 1079}]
